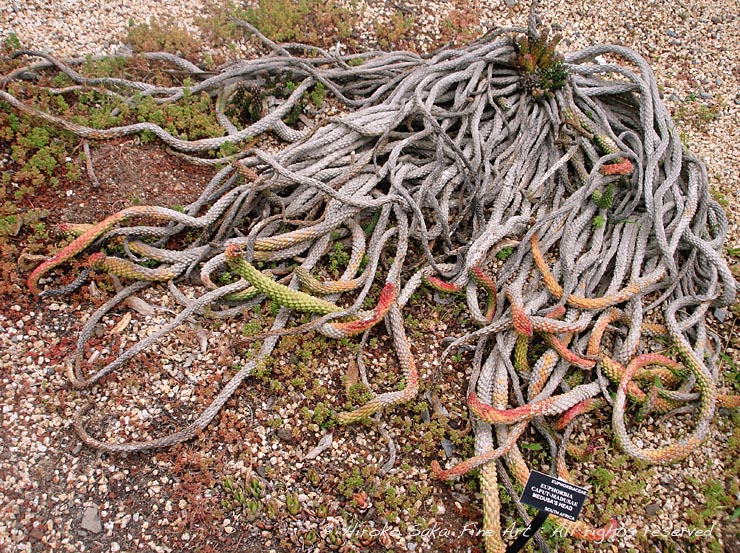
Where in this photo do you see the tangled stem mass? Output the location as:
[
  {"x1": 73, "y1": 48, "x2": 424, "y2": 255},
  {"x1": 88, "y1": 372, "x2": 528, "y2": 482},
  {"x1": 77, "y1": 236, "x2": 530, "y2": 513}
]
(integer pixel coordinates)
[{"x1": 4, "y1": 15, "x2": 738, "y2": 551}]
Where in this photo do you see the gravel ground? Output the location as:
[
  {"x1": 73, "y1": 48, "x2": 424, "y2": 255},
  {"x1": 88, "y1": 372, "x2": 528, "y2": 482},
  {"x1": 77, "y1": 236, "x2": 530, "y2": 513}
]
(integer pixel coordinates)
[{"x1": 1, "y1": 1, "x2": 739, "y2": 552}]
